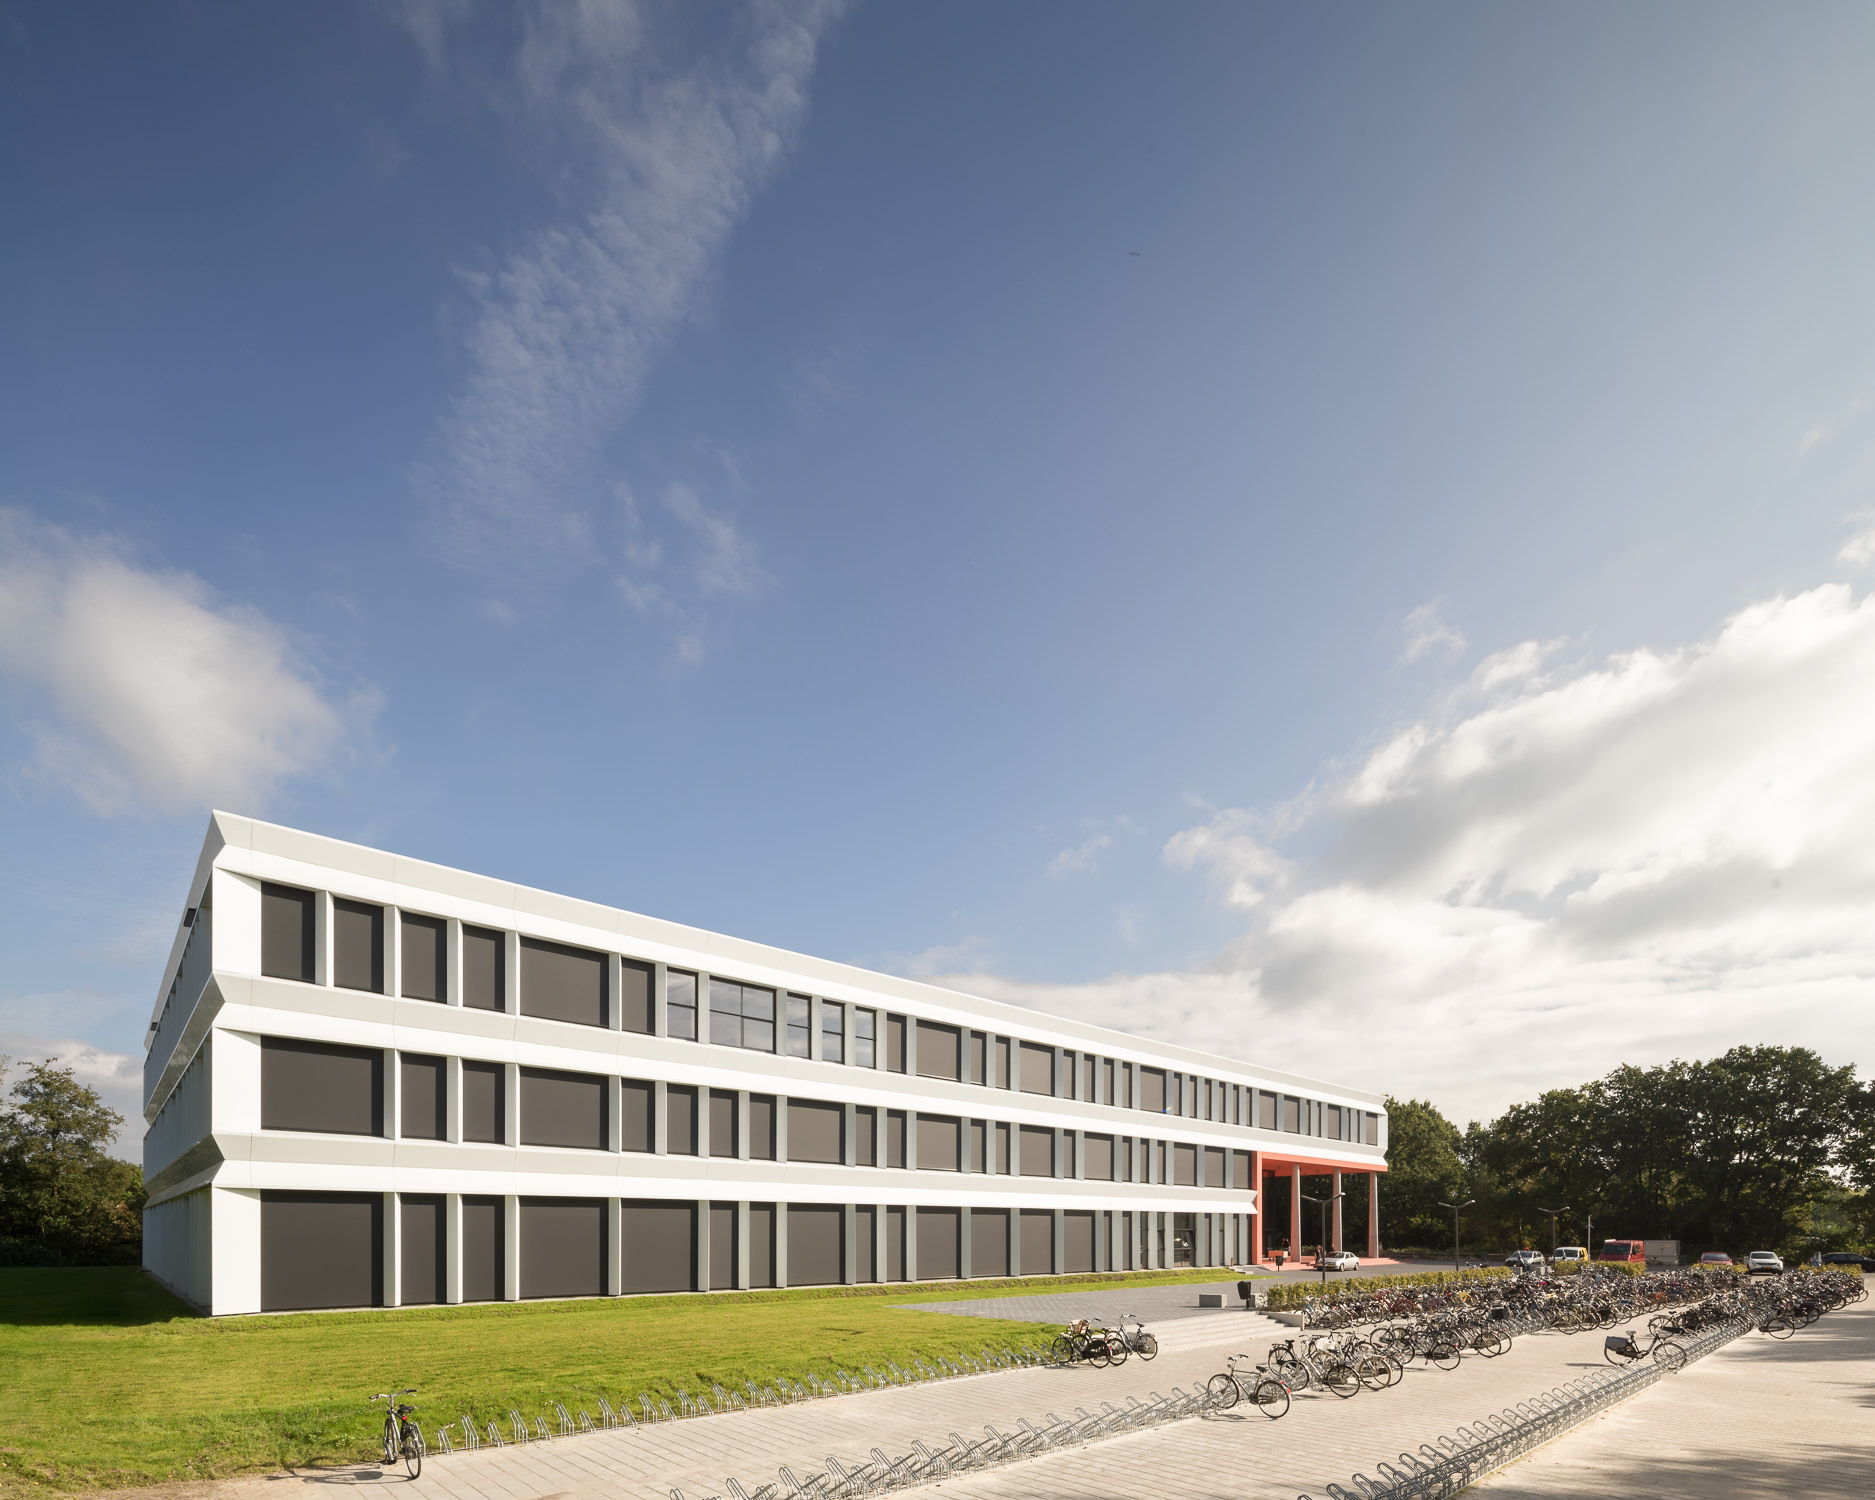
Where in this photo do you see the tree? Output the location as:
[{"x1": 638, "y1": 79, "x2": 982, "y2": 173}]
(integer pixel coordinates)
[
  {"x1": 0, "y1": 1057, "x2": 144, "y2": 1265},
  {"x1": 1381, "y1": 1096, "x2": 1465, "y2": 1248}
]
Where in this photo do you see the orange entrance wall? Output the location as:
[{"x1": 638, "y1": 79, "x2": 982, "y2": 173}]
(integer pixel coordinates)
[{"x1": 1250, "y1": 1151, "x2": 1388, "y2": 1264}]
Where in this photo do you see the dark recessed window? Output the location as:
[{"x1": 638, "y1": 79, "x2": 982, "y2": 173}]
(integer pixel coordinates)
[
  {"x1": 708, "y1": 977, "x2": 773, "y2": 1052},
  {"x1": 332, "y1": 899, "x2": 384, "y2": 994},
  {"x1": 462, "y1": 926, "x2": 506, "y2": 1012},
  {"x1": 260, "y1": 883, "x2": 315, "y2": 983},
  {"x1": 399, "y1": 913, "x2": 446, "y2": 1003}
]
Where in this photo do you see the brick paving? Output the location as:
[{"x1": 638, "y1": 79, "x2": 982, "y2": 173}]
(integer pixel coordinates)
[
  {"x1": 1473, "y1": 1296, "x2": 1875, "y2": 1499},
  {"x1": 162, "y1": 1298, "x2": 1872, "y2": 1500}
]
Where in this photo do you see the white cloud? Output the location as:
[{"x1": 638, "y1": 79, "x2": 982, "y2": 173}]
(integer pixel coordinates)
[
  {"x1": 1399, "y1": 599, "x2": 1467, "y2": 663},
  {"x1": 0, "y1": 511, "x2": 365, "y2": 815},
  {"x1": 415, "y1": 0, "x2": 847, "y2": 582},
  {"x1": 932, "y1": 578, "x2": 1875, "y2": 1125},
  {"x1": 0, "y1": 1027, "x2": 143, "y2": 1158},
  {"x1": 1837, "y1": 517, "x2": 1875, "y2": 570},
  {"x1": 1048, "y1": 832, "x2": 1112, "y2": 876}
]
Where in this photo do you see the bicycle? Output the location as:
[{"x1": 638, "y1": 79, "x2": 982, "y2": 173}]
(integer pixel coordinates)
[
  {"x1": 1603, "y1": 1327, "x2": 1686, "y2": 1373},
  {"x1": 1205, "y1": 1352, "x2": 1291, "y2": 1419},
  {"x1": 1112, "y1": 1312, "x2": 1159, "y2": 1361},
  {"x1": 370, "y1": 1389, "x2": 424, "y2": 1478},
  {"x1": 1049, "y1": 1319, "x2": 1111, "y2": 1367}
]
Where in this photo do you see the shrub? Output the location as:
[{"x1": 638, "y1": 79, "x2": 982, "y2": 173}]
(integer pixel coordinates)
[{"x1": 1264, "y1": 1265, "x2": 1510, "y2": 1310}]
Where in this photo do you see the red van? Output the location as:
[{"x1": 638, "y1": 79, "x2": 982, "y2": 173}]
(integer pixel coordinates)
[{"x1": 1599, "y1": 1240, "x2": 1645, "y2": 1263}]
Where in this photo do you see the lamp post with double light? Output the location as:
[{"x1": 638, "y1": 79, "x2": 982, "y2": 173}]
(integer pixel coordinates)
[{"x1": 1438, "y1": 1198, "x2": 1476, "y2": 1273}]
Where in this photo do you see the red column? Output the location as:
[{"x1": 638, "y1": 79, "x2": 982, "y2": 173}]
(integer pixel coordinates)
[
  {"x1": 1249, "y1": 1150, "x2": 1264, "y2": 1264},
  {"x1": 1368, "y1": 1171, "x2": 1381, "y2": 1259},
  {"x1": 1332, "y1": 1168, "x2": 1344, "y2": 1252},
  {"x1": 1290, "y1": 1164, "x2": 1303, "y2": 1258}
]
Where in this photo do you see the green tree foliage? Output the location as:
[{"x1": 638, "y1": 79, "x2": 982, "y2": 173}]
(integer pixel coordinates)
[
  {"x1": 0, "y1": 1057, "x2": 145, "y2": 1265},
  {"x1": 1381, "y1": 1096, "x2": 1465, "y2": 1247},
  {"x1": 1462, "y1": 1045, "x2": 1871, "y2": 1256}
]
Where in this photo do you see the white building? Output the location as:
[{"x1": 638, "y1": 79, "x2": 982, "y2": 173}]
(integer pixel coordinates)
[{"x1": 142, "y1": 814, "x2": 1387, "y2": 1314}]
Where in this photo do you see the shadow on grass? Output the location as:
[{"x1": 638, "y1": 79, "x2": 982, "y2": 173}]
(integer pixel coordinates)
[{"x1": 0, "y1": 1266, "x2": 198, "y2": 1327}]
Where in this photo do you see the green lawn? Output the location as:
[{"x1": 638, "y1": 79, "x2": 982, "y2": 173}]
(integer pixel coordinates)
[{"x1": 0, "y1": 1266, "x2": 1225, "y2": 1496}]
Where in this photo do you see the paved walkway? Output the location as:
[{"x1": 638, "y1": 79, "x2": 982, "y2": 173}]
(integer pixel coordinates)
[{"x1": 1473, "y1": 1297, "x2": 1875, "y2": 1499}]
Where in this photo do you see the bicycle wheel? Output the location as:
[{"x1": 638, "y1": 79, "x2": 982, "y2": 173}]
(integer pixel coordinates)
[
  {"x1": 1250, "y1": 1376, "x2": 1290, "y2": 1419},
  {"x1": 1651, "y1": 1340, "x2": 1686, "y2": 1374},
  {"x1": 1084, "y1": 1337, "x2": 1110, "y2": 1369},
  {"x1": 1603, "y1": 1342, "x2": 1639, "y2": 1367},
  {"x1": 1355, "y1": 1354, "x2": 1390, "y2": 1392},
  {"x1": 1104, "y1": 1334, "x2": 1128, "y2": 1366},
  {"x1": 1050, "y1": 1335, "x2": 1075, "y2": 1364},
  {"x1": 1760, "y1": 1317, "x2": 1794, "y2": 1340},
  {"x1": 1206, "y1": 1373, "x2": 1240, "y2": 1410},
  {"x1": 1320, "y1": 1361, "x2": 1360, "y2": 1398},
  {"x1": 1429, "y1": 1341, "x2": 1461, "y2": 1372},
  {"x1": 403, "y1": 1427, "x2": 424, "y2": 1480},
  {"x1": 1136, "y1": 1331, "x2": 1159, "y2": 1360},
  {"x1": 382, "y1": 1416, "x2": 399, "y2": 1466},
  {"x1": 1480, "y1": 1329, "x2": 1509, "y2": 1358},
  {"x1": 1269, "y1": 1355, "x2": 1311, "y2": 1391}
]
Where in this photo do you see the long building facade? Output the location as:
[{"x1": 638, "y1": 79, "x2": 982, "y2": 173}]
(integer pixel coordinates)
[{"x1": 142, "y1": 814, "x2": 1388, "y2": 1315}]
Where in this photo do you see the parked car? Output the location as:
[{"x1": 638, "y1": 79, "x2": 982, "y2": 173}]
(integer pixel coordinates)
[
  {"x1": 1551, "y1": 1245, "x2": 1588, "y2": 1265},
  {"x1": 1698, "y1": 1251, "x2": 1733, "y2": 1266},
  {"x1": 1599, "y1": 1239, "x2": 1646, "y2": 1263},
  {"x1": 1745, "y1": 1250, "x2": 1783, "y2": 1274},
  {"x1": 1821, "y1": 1251, "x2": 1875, "y2": 1270},
  {"x1": 1505, "y1": 1249, "x2": 1545, "y2": 1271},
  {"x1": 1316, "y1": 1250, "x2": 1360, "y2": 1272}
]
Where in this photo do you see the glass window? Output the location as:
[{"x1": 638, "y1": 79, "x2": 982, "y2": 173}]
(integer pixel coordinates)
[
  {"x1": 786, "y1": 994, "x2": 811, "y2": 1058},
  {"x1": 821, "y1": 1000, "x2": 844, "y2": 1063},
  {"x1": 853, "y1": 1008, "x2": 876, "y2": 1067},
  {"x1": 667, "y1": 970, "x2": 698, "y2": 1041},
  {"x1": 709, "y1": 977, "x2": 774, "y2": 1051}
]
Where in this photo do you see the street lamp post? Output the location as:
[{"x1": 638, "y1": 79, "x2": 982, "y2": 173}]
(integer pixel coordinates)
[
  {"x1": 1537, "y1": 1205, "x2": 1569, "y2": 1261},
  {"x1": 1299, "y1": 1189, "x2": 1346, "y2": 1285},
  {"x1": 1437, "y1": 1198, "x2": 1476, "y2": 1273}
]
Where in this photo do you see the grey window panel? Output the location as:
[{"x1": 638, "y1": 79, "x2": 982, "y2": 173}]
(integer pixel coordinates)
[
  {"x1": 916, "y1": 1207, "x2": 958, "y2": 1280},
  {"x1": 1258, "y1": 1090, "x2": 1278, "y2": 1131},
  {"x1": 749, "y1": 1094, "x2": 776, "y2": 1160},
  {"x1": 885, "y1": 1014, "x2": 906, "y2": 1073},
  {"x1": 1104, "y1": 1058, "x2": 1115, "y2": 1104},
  {"x1": 1018, "y1": 1041, "x2": 1053, "y2": 1096},
  {"x1": 1018, "y1": 1124, "x2": 1054, "y2": 1178},
  {"x1": 462, "y1": 1059, "x2": 505, "y2": 1144},
  {"x1": 710, "y1": 978, "x2": 776, "y2": 1052},
  {"x1": 260, "y1": 1191, "x2": 381, "y2": 1311},
  {"x1": 994, "y1": 1036, "x2": 1010, "y2": 1088},
  {"x1": 820, "y1": 1002, "x2": 844, "y2": 1064},
  {"x1": 332, "y1": 898, "x2": 384, "y2": 994},
  {"x1": 787, "y1": 1204, "x2": 843, "y2": 1286},
  {"x1": 1205, "y1": 1147, "x2": 1225, "y2": 1188},
  {"x1": 884, "y1": 1206, "x2": 905, "y2": 1282},
  {"x1": 917, "y1": 1114, "x2": 960, "y2": 1172},
  {"x1": 462, "y1": 1195, "x2": 504, "y2": 1302},
  {"x1": 261, "y1": 1037, "x2": 382, "y2": 1136},
  {"x1": 1119, "y1": 1065, "x2": 1132, "y2": 1108},
  {"x1": 400, "y1": 1194, "x2": 445, "y2": 1306},
  {"x1": 785, "y1": 993, "x2": 810, "y2": 1058},
  {"x1": 855, "y1": 1205, "x2": 877, "y2": 1282},
  {"x1": 914, "y1": 1020, "x2": 960, "y2": 1080},
  {"x1": 1327, "y1": 1104, "x2": 1341, "y2": 1139},
  {"x1": 1064, "y1": 1211, "x2": 1095, "y2": 1274},
  {"x1": 1084, "y1": 1133, "x2": 1114, "y2": 1181},
  {"x1": 399, "y1": 1053, "x2": 446, "y2": 1140},
  {"x1": 519, "y1": 1066, "x2": 607, "y2": 1151},
  {"x1": 709, "y1": 1202, "x2": 735, "y2": 1290},
  {"x1": 1065, "y1": 1133, "x2": 1076, "y2": 1177},
  {"x1": 520, "y1": 1197, "x2": 606, "y2": 1299},
  {"x1": 970, "y1": 1031, "x2": 987, "y2": 1085},
  {"x1": 1366, "y1": 1111, "x2": 1380, "y2": 1146},
  {"x1": 853, "y1": 1008, "x2": 875, "y2": 1067},
  {"x1": 885, "y1": 1110, "x2": 905, "y2": 1169},
  {"x1": 666, "y1": 970, "x2": 698, "y2": 1040},
  {"x1": 667, "y1": 1085, "x2": 697, "y2": 1156},
  {"x1": 519, "y1": 936, "x2": 607, "y2": 1028},
  {"x1": 399, "y1": 912, "x2": 446, "y2": 1002},
  {"x1": 994, "y1": 1121, "x2": 1010, "y2": 1174},
  {"x1": 463, "y1": 925, "x2": 506, "y2": 1011},
  {"x1": 709, "y1": 1090, "x2": 736, "y2": 1158},
  {"x1": 787, "y1": 1099, "x2": 843, "y2": 1164},
  {"x1": 1232, "y1": 1151, "x2": 1251, "y2": 1190},
  {"x1": 620, "y1": 960, "x2": 653, "y2": 1034},
  {"x1": 970, "y1": 1208, "x2": 1008, "y2": 1278},
  {"x1": 1019, "y1": 1209, "x2": 1053, "y2": 1275},
  {"x1": 970, "y1": 1119, "x2": 987, "y2": 1173},
  {"x1": 260, "y1": 883, "x2": 315, "y2": 982},
  {"x1": 622, "y1": 1199, "x2": 695, "y2": 1294},
  {"x1": 748, "y1": 1203, "x2": 775, "y2": 1288},
  {"x1": 1283, "y1": 1096, "x2": 1300, "y2": 1133},
  {"x1": 1080, "y1": 1054, "x2": 1095, "y2": 1101},
  {"x1": 1173, "y1": 1142, "x2": 1198, "y2": 1186},
  {"x1": 855, "y1": 1106, "x2": 876, "y2": 1166},
  {"x1": 1140, "y1": 1068, "x2": 1167, "y2": 1114},
  {"x1": 621, "y1": 1079, "x2": 654, "y2": 1152}
]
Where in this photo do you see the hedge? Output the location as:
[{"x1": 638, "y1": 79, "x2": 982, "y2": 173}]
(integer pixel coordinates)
[{"x1": 1264, "y1": 1265, "x2": 1511, "y2": 1310}]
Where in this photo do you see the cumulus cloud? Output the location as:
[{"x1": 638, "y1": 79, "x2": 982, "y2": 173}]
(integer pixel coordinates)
[
  {"x1": 0, "y1": 510, "x2": 364, "y2": 814},
  {"x1": 1838, "y1": 518, "x2": 1875, "y2": 570},
  {"x1": 934, "y1": 579, "x2": 1875, "y2": 1124},
  {"x1": 1400, "y1": 599, "x2": 1466, "y2": 663},
  {"x1": 414, "y1": 0, "x2": 845, "y2": 594}
]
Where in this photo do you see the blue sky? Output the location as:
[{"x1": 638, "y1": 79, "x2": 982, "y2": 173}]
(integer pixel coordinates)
[{"x1": 6, "y1": 1, "x2": 1875, "y2": 1142}]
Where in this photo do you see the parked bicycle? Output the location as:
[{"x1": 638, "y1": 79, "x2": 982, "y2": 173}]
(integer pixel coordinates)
[
  {"x1": 1204, "y1": 1352, "x2": 1291, "y2": 1418},
  {"x1": 1113, "y1": 1312, "x2": 1159, "y2": 1361},
  {"x1": 370, "y1": 1388, "x2": 424, "y2": 1478},
  {"x1": 1049, "y1": 1319, "x2": 1114, "y2": 1367},
  {"x1": 1602, "y1": 1327, "x2": 1687, "y2": 1373}
]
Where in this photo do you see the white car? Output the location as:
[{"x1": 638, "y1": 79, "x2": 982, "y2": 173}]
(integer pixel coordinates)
[
  {"x1": 1316, "y1": 1250, "x2": 1361, "y2": 1272},
  {"x1": 1551, "y1": 1246, "x2": 1587, "y2": 1264},
  {"x1": 1505, "y1": 1250, "x2": 1545, "y2": 1271},
  {"x1": 1745, "y1": 1250, "x2": 1783, "y2": 1275}
]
